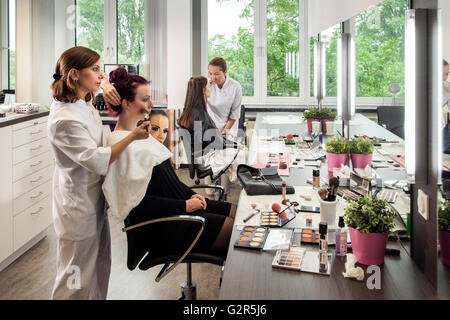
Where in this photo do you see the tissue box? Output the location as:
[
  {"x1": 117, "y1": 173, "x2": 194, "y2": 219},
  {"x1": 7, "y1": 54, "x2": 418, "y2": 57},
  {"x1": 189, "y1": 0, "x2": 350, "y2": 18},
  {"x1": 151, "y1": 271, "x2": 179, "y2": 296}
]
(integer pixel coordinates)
[{"x1": 333, "y1": 167, "x2": 350, "y2": 186}]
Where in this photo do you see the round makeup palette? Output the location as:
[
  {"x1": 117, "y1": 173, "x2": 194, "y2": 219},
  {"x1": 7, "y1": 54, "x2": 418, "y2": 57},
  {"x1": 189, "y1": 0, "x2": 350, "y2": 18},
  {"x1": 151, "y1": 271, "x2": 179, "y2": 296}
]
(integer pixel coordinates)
[{"x1": 234, "y1": 226, "x2": 269, "y2": 250}]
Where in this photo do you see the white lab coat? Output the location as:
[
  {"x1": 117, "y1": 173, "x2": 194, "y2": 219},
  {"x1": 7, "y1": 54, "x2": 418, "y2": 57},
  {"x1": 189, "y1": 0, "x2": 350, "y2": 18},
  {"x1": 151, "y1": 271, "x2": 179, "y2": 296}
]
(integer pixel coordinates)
[
  {"x1": 207, "y1": 77, "x2": 243, "y2": 137},
  {"x1": 47, "y1": 99, "x2": 112, "y2": 300}
]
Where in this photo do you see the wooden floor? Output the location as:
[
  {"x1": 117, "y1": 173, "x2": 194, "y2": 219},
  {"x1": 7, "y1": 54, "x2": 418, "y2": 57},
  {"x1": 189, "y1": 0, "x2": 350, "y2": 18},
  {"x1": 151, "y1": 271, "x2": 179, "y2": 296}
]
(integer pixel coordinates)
[{"x1": 0, "y1": 169, "x2": 242, "y2": 300}]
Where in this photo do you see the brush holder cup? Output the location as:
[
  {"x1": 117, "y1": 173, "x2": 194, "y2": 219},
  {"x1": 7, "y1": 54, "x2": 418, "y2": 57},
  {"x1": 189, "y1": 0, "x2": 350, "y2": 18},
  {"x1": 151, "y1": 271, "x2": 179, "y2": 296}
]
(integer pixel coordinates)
[{"x1": 319, "y1": 199, "x2": 337, "y2": 229}]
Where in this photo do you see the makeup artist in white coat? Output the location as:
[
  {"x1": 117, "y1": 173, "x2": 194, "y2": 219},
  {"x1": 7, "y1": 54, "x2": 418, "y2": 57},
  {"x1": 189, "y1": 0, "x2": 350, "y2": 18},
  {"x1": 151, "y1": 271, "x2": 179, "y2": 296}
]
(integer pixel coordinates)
[
  {"x1": 47, "y1": 47, "x2": 150, "y2": 300},
  {"x1": 207, "y1": 57, "x2": 243, "y2": 139}
]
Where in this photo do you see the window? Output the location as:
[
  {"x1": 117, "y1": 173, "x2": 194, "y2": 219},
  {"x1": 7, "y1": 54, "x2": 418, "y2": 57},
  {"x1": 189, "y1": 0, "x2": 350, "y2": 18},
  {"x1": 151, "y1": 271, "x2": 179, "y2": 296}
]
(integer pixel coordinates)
[
  {"x1": 75, "y1": 0, "x2": 104, "y2": 62},
  {"x1": 75, "y1": 0, "x2": 145, "y2": 75},
  {"x1": 1, "y1": 0, "x2": 15, "y2": 90},
  {"x1": 310, "y1": 24, "x2": 340, "y2": 98},
  {"x1": 266, "y1": 0, "x2": 299, "y2": 97},
  {"x1": 208, "y1": 0, "x2": 255, "y2": 97},
  {"x1": 354, "y1": 0, "x2": 408, "y2": 98},
  {"x1": 117, "y1": 0, "x2": 145, "y2": 76}
]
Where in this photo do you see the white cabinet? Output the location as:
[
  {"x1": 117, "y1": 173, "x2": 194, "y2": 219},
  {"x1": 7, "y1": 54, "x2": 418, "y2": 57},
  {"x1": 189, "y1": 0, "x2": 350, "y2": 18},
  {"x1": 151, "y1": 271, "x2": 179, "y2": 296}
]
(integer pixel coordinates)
[
  {"x1": 0, "y1": 115, "x2": 53, "y2": 268},
  {"x1": 0, "y1": 126, "x2": 13, "y2": 263}
]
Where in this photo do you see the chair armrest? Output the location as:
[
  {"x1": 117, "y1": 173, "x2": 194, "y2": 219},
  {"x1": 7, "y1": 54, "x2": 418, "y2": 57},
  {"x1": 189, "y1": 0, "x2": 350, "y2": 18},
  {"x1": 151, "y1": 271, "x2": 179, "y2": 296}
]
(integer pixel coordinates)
[
  {"x1": 122, "y1": 215, "x2": 206, "y2": 282},
  {"x1": 190, "y1": 184, "x2": 225, "y2": 201}
]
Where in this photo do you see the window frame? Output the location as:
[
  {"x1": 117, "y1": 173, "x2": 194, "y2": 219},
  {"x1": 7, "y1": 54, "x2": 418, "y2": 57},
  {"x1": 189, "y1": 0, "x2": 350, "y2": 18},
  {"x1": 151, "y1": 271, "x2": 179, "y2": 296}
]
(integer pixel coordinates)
[{"x1": 1, "y1": 0, "x2": 13, "y2": 90}]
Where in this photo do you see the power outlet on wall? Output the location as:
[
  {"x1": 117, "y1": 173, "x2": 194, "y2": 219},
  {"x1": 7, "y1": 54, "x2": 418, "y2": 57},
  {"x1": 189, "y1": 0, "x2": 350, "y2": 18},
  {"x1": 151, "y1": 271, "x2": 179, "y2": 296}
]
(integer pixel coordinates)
[{"x1": 417, "y1": 189, "x2": 429, "y2": 221}]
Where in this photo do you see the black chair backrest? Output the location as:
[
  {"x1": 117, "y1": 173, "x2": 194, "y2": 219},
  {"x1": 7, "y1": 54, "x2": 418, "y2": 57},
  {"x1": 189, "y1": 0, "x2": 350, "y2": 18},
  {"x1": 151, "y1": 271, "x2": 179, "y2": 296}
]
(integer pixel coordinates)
[
  {"x1": 177, "y1": 125, "x2": 196, "y2": 179},
  {"x1": 238, "y1": 105, "x2": 246, "y2": 131},
  {"x1": 376, "y1": 106, "x2": 405, "y2": 139},
  {"x1": 124, "y1": 215, "x2": 149, "y2": 270}
]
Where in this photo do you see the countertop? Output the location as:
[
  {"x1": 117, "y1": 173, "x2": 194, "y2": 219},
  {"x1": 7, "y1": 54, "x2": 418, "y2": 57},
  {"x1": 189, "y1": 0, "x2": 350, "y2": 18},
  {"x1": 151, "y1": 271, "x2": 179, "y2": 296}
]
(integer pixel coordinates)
[{"x1": 0, "y1": 110, "x2": 50, "y2": 128}]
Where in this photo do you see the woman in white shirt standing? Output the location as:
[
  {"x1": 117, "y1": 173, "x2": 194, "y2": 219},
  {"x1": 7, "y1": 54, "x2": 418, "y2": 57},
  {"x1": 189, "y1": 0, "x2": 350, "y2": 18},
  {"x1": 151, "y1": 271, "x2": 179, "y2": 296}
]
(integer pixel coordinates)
[
  {"x1": 207, "y1": 57, "x2": 243, "y2": 139},
  {"x1": 207, "y1": 58, "x2": 244, "y2": 199},
  {"x1": 47, "y1": 46, "x2": 150, "y2": 300}
]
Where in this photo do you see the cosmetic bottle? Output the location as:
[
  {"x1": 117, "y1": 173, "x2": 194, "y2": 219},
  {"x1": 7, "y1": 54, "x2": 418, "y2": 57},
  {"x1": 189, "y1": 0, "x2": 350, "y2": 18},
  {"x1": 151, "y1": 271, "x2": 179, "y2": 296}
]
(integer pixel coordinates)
[
  {"x1": 319, "y1": 222, "x2": 328, "y2": 273},
  {"x1": 282, "y1": 180, "x2": 287, "y2": 200},
  {"x1": 336, "y1": 216, "x2": 347, "y2": 257},
  {"x1": 313, "y1": 170, "x2": 320, "y2": 189}
]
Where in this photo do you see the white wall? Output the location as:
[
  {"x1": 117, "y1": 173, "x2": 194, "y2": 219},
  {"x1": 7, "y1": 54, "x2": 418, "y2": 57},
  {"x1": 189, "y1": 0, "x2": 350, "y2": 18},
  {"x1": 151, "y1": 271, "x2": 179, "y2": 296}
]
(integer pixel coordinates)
[
  {"x1": 167, "y1": 0, "x2": 192, "y2": 109},
  {"x1": 54, "y1": 0, "x2": 75, "y2": 60},
  {"x1": 308, "y1": 0, "x2": 384, "y2": 36}
]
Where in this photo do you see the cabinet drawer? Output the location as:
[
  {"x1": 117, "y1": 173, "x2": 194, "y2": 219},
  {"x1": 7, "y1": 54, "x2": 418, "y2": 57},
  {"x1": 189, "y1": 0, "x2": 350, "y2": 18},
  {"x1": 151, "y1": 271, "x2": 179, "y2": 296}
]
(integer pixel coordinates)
[
  {"x1": 13, "y1": 122, "x2": 47, "y2": 148},
  {"x1": 13, "y1": 196, "x2": 52, "y2": 251},
  {"x1": 13, "y1": 165, "x2": 53, "y2": 200},
  {"x1": 13, "y1": 151, "x2": 53, "y2": 182},
  {"x1": 12, "y1": 116, "x2": 48, "y2": 131},
  {"x1": 13, "y1": 180, "x2": 51, "y2": 216},
  {"x1": 13, "y1": 137, "x2": 50, "y2": 165}
]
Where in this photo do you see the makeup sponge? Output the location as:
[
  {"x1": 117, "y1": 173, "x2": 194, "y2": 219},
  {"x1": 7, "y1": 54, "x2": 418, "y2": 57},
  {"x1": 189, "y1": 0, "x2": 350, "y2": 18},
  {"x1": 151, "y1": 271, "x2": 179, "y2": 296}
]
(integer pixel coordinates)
[
  {"x1": 286, "y1": 134, "x2": 294, "y2": 139},
  {"x1": 272, "y1": 203, "x2": 281, "y2": 213}
]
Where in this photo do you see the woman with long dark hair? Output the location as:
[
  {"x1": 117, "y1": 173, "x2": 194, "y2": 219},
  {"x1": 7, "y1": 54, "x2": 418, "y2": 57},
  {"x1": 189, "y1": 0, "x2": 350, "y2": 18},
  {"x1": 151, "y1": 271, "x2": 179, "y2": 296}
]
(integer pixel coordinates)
[{"x1": 179, "y1": 76, "x2": 246, "y2": 199}]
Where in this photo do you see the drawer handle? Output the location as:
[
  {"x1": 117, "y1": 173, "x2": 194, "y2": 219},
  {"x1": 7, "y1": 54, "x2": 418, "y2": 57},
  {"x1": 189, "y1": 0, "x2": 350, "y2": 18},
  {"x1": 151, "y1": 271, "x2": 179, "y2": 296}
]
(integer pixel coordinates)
[
  {"x1": 30, "y1": 130, "x2": 43, "y2": 135},
  {"x1": 30, "y1": 192, "x2": 44, "y2": 199},
  {"x1": 30, "y1": 161, "x2": 43, "y2": 167},
  {"x1": 30, "y1": 207, "x2": 44, "y2": 215},
  {"x1": 30, "y1": 145, "x2": 43, "y2": 151},
  {"x1": 30, "y1": 176, "x2": 43, "y2": 183}
]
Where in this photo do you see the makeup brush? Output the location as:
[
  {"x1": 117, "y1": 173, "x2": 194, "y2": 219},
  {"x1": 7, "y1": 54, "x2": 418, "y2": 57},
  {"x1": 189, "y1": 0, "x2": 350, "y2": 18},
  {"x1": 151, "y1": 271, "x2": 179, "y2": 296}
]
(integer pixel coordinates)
[
  {"x1": 327, "y1": 177, "x2": 340, "y2": 201},
  {"x1": 318, "y1": 188, "x2": 328, "y2": 200}
]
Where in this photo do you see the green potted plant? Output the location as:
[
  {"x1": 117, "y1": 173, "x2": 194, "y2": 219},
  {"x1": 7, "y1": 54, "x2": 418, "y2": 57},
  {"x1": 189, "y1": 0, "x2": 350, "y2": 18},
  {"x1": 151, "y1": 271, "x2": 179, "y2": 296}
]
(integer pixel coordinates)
[
  {"x1": 303, "y1": 107, "x2": 322, "y2": 133},
  {"x1": 349, "y1": 136, "x2": 374, "y2": 169},
  {"x1": 344, "y1": 195, "x2": 396, "y2": 265},
  {"x1": 325, "y1": 136, "x2": 349, "y2": 172},
  {"x1": 438, "y1": 200, "x2": 450, "y2": 267},
  {"x1": 321, "y1": 108, "x2": 337, "y2": 135}
]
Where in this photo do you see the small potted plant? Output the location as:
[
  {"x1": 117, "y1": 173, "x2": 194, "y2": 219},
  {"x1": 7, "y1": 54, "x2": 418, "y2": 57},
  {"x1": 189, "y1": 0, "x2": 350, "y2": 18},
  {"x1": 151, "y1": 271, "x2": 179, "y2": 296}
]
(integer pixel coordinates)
[
  {"x1": 344, "y1": 195, "x2": 396, "y2": 265},
  {"x1": 349, "y1": 136, "x2": 374, "y2": 169},
  {"x1": 325, "y1": 136, "x2": 349, "y2": 172},
  {"x1": 303, "y1": 107, "x2": 322, "y2": 133},
  {"x1": 321, "y1": 108, "x2": 337, "y2": 135},
  {"x1": 438, "y1": 200, "x2": 450, "y2": 267}
]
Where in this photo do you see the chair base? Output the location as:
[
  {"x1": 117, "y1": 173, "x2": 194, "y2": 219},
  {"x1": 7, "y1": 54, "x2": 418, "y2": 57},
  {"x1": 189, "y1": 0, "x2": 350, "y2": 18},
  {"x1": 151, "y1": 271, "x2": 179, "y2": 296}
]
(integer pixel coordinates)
[{"x1": 178, "y1": 281, "x2": 197, "y2": 300}]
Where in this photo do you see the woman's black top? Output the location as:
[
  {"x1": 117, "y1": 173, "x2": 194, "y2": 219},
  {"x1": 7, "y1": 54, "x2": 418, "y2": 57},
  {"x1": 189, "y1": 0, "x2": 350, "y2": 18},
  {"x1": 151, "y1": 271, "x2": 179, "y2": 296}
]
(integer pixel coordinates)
[{"x1": 185, "y1": 107, "x2": 236, "y2": 154}]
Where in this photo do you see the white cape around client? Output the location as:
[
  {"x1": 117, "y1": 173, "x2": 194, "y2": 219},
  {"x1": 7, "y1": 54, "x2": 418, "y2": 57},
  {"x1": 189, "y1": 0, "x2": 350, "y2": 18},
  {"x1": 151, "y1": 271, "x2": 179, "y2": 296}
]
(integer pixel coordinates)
[{"x1": 102, "y1": 130, "x2": 172, "y2": 223}]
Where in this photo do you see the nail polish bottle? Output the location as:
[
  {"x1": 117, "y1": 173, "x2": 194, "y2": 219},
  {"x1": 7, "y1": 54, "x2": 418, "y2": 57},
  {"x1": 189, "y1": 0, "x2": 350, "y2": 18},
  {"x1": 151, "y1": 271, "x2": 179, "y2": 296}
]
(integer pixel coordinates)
[{"x1": 336, "y1": 216, "x2": 348, "y2": 257}]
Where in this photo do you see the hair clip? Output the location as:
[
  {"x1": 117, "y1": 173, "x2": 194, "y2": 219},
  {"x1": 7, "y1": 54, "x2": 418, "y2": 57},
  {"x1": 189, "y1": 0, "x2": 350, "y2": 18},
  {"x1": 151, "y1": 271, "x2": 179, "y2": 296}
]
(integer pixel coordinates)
[{"x1": 53, "y1": 73, "x2": 62, "y2": 81}]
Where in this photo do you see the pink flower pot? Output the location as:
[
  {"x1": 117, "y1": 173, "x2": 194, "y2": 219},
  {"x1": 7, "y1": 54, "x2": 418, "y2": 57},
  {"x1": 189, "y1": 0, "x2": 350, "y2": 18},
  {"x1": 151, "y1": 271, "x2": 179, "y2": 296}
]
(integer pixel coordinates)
[
  {"x1": 321, "y1": 119, "x2": 333, "y2": 134},
  {"x1": 307, "y1": 119, "x2": 321, "y2": 132},
  {"x1": 349, "y1": 227, "x2": 389, "y2": 266},
  {"x1": 351, "y1": 153, "x2": 373, "y2": 169},
  {"x1": 326, "y1": 152, "x2": 348, "y2": 172},
  {"x1": 439, "y1": 230, "x2": 450, "y2": 267}
]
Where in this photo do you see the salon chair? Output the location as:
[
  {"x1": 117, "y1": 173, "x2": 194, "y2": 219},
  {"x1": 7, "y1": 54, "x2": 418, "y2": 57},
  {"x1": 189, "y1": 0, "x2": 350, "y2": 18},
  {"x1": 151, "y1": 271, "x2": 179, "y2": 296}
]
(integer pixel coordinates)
[
  {"x1": 122, "y1": 214, "x2": 226, "y2": 300},
  {"x1": 377, "y1": 106, "x2": 405, "y2": 140},
  {"x1": 177, "y1": 125, "x2": 239, "y2": 199},
  {"x1": 236, "y1": 105, "x2": 248, "y2": 144}
]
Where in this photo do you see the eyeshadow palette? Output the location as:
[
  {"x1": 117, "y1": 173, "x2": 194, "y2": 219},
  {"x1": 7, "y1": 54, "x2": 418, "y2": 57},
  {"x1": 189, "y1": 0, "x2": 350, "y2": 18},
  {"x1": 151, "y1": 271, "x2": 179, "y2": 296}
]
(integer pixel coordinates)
[
  {"x1": 336, "y1": 188, "x2": 360, "y2": 201},
  {"x1": 299, "y1": 228, "x2": 321, "y2": 244},
  {"x1": 234, "y1": 226, "x2": 269, "y2": 250},
  {"x1": 272, "y1": 247, "x2": 305, "y2": 271},
  {"x1": 260, "y1": 205, "x2": 296, "y2": 228},
  {"x1": 376, "y1": 190, "x2": 398, "y2": 203}
]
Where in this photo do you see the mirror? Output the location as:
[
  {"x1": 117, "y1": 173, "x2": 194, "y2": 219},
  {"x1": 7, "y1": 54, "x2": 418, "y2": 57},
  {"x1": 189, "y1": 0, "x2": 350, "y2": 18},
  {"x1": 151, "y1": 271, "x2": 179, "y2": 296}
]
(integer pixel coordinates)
[{"x1": 439, "y1": 0, "x2": 450, "y2": 300}]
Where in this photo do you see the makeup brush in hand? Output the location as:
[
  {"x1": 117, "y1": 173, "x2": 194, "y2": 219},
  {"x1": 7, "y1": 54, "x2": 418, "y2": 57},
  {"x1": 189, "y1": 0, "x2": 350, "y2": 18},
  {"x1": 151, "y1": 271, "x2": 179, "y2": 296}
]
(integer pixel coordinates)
[{"x1": 327, "y1": 177, "x2": 340, "y2": 201}]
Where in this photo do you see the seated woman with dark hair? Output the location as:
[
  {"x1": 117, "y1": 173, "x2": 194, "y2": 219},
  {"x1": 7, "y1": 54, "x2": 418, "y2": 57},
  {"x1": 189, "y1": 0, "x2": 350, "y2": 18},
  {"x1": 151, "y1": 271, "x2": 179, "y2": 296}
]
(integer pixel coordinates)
[{"x1": 102, "y1": 68, "x2": 235, "y2": 254}]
